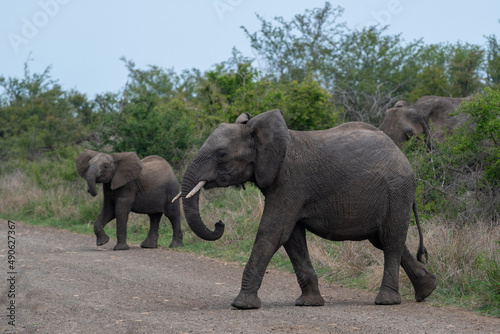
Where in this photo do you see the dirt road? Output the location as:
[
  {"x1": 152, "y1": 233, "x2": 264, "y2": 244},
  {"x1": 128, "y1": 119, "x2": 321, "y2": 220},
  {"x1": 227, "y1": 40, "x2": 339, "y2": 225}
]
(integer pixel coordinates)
[{"x1": 1, "y1": 221, "x2": 499, "y2": 333}]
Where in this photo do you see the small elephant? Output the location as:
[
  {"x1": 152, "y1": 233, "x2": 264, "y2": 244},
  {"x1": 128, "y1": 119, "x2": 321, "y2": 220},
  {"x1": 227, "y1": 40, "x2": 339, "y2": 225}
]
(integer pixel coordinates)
[
  {"x1": 76, "y1": 149, "x2": 183, "y2": 250},
  {"x1": 176, "y1": 109, "x2": 437, "y2": 309},
  {"x1": 379, "y1": 95, "x2": 468, "y2": 149}
]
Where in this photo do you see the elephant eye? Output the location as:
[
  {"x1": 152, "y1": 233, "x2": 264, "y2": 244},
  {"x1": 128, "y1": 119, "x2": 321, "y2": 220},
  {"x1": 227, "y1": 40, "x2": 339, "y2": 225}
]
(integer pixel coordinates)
[
  {"x1": 103, "y1": 164, "x2": 109, "y2": 170},
  {"x1": 216, "y1": 150, "x2": 227, "y2": 159}
]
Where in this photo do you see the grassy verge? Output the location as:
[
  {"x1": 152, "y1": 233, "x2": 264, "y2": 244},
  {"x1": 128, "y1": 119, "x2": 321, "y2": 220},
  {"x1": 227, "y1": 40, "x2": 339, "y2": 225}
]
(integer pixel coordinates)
[{"x1": 1, "y1": 169, "x2": 499, "y2": 317}]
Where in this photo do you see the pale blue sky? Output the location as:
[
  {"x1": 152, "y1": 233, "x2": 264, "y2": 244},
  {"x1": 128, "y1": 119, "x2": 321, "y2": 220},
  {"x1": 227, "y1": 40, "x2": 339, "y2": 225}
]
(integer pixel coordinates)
[{"x1": 1, "y1": 1, "x2": 499, "y2": 97}]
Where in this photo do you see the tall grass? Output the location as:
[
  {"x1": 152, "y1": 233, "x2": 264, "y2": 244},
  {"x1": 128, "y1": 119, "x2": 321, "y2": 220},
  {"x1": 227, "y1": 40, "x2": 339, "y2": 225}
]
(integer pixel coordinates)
[
  {"x1": 0, "y1": 167, "x2": 101, "y2": 231},
  {"x1": 1, "y1": 169, "x2": 499, "y2": 317}
]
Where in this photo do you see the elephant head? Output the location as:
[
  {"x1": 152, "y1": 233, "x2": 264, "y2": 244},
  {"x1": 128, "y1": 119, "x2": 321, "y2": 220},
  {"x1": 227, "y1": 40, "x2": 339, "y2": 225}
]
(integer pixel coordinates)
[
  {"x1": 378, "y1": 100, "x2": 432, "y2": 148},
  {"x1": 179, "y1": 109, "x2": 290, "y2": 241},
  {"x1": 379, "y1": 96, "x2": 465, "y2": 149},
  {"x1": 76, "y1": 149, "x2": 143, "y2": 197}
]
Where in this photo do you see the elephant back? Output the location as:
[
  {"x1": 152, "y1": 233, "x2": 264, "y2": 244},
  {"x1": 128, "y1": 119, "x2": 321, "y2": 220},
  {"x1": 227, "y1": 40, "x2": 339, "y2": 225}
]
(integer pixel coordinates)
[{"x1": 139, "y1": 156, "x2": 179, "y2": 191}]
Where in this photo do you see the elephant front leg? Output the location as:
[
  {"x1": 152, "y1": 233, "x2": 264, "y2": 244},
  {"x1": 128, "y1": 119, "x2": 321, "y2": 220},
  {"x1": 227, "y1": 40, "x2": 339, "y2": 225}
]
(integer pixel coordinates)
[
  {"x1": 232, "y1": 230, "x2": 283, "y2": 310},
  {"x1": 114, "y1": 202, "x2": 131, "y2": 250},
  {"x1": 94, "y1": 208, "x2": 114, "y2": 246},
  {"x1": 283, "y1": 224, "x2": 324, "y2": 307}
]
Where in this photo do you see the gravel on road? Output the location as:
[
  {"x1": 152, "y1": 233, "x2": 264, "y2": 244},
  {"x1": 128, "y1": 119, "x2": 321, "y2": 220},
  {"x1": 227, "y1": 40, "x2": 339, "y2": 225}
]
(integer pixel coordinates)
[{"x1": 1, "y1": 221, "x2": 499, "y2": 333}]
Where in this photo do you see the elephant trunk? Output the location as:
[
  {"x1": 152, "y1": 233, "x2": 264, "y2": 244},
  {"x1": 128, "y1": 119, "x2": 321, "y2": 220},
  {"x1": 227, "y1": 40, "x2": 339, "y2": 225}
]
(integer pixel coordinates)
[
  {"x1": 85, "y1": 165, "x2": 99, "y2": 197},
  {"x1": 181, "y1": 162, "x2": 224, "y2": 241}
]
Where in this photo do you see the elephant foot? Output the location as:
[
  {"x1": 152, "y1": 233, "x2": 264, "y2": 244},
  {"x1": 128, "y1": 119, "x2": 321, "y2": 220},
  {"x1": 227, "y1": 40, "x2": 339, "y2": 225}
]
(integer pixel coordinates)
[
  {"x1": 374, "y1": 287, "x2": 401, "y2": 305},
  {"x1": 402, "y1": 258, "x2": 438, "y2": 302},
  {"x1": 140, "y1": 239, "x2": 158, "y2": 249},
  {"x1": 168, "y1": 239, "x2": 184, "y2": 248},
  {"x1": 96, "y1": 234, "x2": 110, "y2": 246},
  {"x1": 414, "y1": 272, "x2": 437, "y2": 302},
  {"x1": 295, "y1": 292, "x2": 325, "y2": 307},
  {"x1": 231, "y1": 292, "x2": 261, "y2": 310},
  {"x1": 114, "y1": 243, "x2": 129, "y2": 251}
]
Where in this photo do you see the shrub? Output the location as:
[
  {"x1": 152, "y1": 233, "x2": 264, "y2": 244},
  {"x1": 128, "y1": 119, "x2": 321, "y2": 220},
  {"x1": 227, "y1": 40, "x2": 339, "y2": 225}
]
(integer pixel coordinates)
[{"x1": 403, "y1": 88, "x2": 500, "y2": 222}]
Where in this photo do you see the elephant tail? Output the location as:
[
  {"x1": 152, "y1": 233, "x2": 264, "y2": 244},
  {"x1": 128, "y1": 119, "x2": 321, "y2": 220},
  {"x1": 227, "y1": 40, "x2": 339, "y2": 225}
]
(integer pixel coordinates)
[{"x1": 413, "y1": 200, "x2": 429, "y2": 263}]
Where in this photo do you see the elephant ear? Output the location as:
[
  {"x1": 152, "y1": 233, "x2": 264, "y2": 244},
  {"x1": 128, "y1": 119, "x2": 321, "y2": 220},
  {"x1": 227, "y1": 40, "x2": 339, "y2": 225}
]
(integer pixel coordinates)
[
  {"x1": 110, "y1": 152, "x2": 143, "y2": 190},
  {"x1": 235, "y1": 112, "x2": 252, "y2": 124},
  {"x1": 416, "y1": 98, "x2": 448, "y2": 124},
  {"x1": 429, "y1": 100, "x2": 456, "y2": 127},
  {"x1": 248, "y1": 109, "x2": 290, "y2": 189},
  {"x1": 393, "y1": 100, "x2": 409, "y2": 108},
  {"x1": 76, "y1": 149, "x2": 99, "y2": 178}
]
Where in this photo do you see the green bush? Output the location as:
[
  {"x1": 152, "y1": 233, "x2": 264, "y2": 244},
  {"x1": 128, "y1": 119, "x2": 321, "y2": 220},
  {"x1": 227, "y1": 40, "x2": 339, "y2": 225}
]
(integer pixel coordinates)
[
  {"x1": 99, "y1": 92, "x2": 205, "y2": 167},
  {"x1": 403, "y1": 88, "x2": 500, "y2": 221},
  {"x1": 15, "y1": 146, "x2": 80, "y2": 189},
  {"x1": 449, "y1": 87, "x2": 500, "y2": 184},
  {"x1": 0, "y1": 66, "x2": 87, "y2": 160},
  {"x1": 474, "y1": 245, "x2": 500, "y2": 316}
]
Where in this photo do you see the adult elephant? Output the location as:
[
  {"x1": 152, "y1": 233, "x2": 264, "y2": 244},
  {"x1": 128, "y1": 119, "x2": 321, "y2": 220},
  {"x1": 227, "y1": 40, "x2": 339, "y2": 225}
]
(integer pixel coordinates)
[
  {"x1": 379, "y1": 95, "x2": 467, "y2": 148},
  {"x1": 76, "y1": 150, "x2": 183, "y2": 250},
  {"x1": 175, "y1": 109, "x2": 437, "y2": 309}
]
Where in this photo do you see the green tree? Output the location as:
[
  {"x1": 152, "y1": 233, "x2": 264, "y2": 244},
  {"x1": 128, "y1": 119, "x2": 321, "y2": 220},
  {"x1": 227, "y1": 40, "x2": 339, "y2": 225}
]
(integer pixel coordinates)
[
  {"x1": 408, "y1": 43, "x2": 452, "y2": 101},
  {"x1": 195, "y1": 57, "x2": 339, "y2": 131},
  {"x1": 403, "y1": 88, "x2": 500, "y2": 221},
  {"x1": 121, "y1": 57, "x2": 179, "y2": 99},
  {"x1": 449, "y1": 87, "x2": 500, "y2": 184},
  {"x1": 485, "y1": 34, "x2": 500, "y2": 89},
  {"x1": 407, "y1": 66, "x2": 449, "y2": 102},
  {"x1": 248, "y1": 78, "x2": 339, "y2": 131},
  {"x1": 108, "y1": 94, "x2": 198, "y2": 164},
  {"x1": 0, "y1": 63, "x2": 86, "y2": 159},
  {"x1": 409, "y1": 42, "x2": 485, "y2": 100},
  {"x1": 447, "y1": 42, "x2": 484, "y2": 97},
  {"x1": 242, "y1": 2, "x2": 346, "y2": 83},
  {"x1": 197, "y1": 60, "x2": 258, "y2": 125},
  {"x1": 332, "y1": 26, "x2": 421, "y2": 125},
  {"x1": 99, "y1": 59, "x2": 202, "y2": 165}
]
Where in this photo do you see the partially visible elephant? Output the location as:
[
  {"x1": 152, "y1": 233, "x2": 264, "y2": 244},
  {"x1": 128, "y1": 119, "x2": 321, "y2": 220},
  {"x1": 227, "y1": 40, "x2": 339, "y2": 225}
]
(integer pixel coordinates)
[
  {"x1": 176, "y1": 109, "x2": 437, "y2": 309},
  {"x1": 379, "y1": 95, "x2": 468, "y2": 148},
  {"x1": 76, "y1": 150, "x2": 183, "y2": 250}
]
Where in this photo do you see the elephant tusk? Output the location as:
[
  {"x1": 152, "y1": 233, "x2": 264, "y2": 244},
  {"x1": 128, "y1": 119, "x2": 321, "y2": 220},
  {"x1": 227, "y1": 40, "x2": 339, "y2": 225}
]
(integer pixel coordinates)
[
  {"x1": 171, "y1": 192, "x2": 182, "y2": 203},
  {"x1": 186, "y1": 180, "x2": 207, "y2": 199}
]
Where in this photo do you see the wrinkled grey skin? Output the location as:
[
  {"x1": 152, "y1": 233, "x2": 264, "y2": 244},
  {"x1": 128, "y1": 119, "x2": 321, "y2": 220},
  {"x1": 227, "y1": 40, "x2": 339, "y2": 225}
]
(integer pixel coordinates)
[
  {"x1": 379, "y1": 95, "x2": 467, "y2": 149},
  {"x1": 179, "y1": 110, "x2": 437, "y2": 309},
  {"x1": 76, "y1": 150, "x2": 183, "y2": 250}
]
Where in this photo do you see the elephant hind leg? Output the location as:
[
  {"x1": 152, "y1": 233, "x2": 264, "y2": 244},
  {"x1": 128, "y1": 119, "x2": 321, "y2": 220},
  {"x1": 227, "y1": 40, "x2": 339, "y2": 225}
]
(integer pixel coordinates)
[
  {"x1": 369, "y1": 237, "x2": 402, "y2": 305},
  {"x1": 141, "y1": 213, "x2": 161, "y2": 248},
  {"x1": 401, "y1": 246, "x2": 437, "y2": 302},
  {"x1": 283, "y1": 224, "x2": 324, "y2": 307},
  {"x1": 165, "y1": 201, "x2": 184, "y2": 248},
  {"x1": 375, "y1": 249, "x2": 403, "y2": 305}
]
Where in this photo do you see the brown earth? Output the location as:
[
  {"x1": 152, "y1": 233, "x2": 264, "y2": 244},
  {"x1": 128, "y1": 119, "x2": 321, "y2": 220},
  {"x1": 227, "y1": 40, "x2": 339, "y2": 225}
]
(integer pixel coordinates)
[{"x1": 1, "y1": 221, "x2": 499, "y2": 333}]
